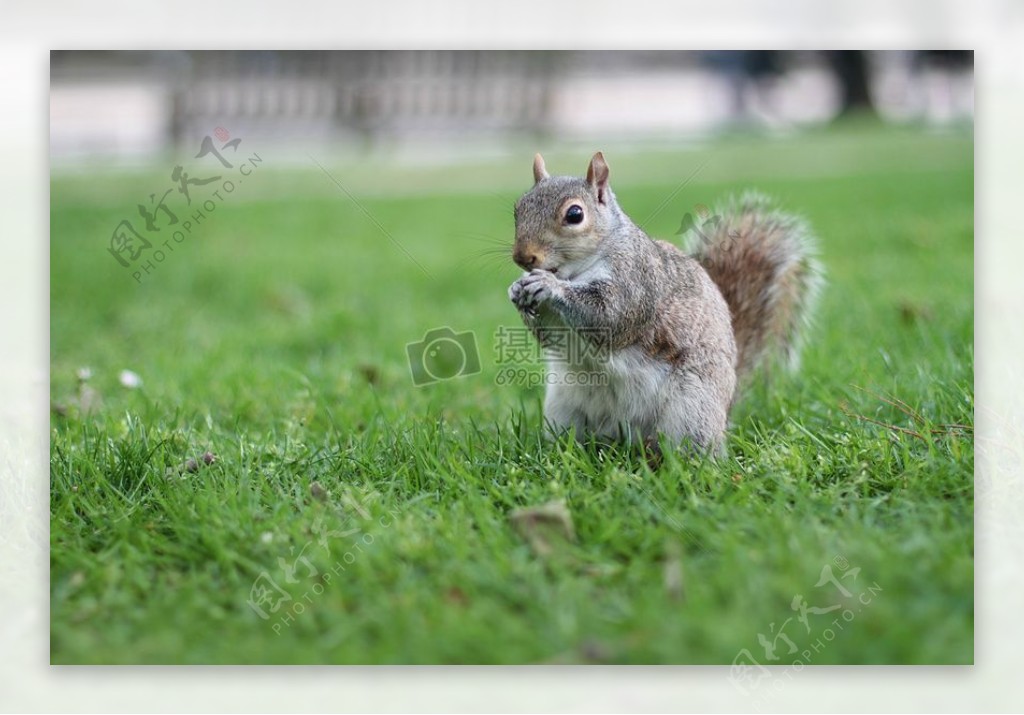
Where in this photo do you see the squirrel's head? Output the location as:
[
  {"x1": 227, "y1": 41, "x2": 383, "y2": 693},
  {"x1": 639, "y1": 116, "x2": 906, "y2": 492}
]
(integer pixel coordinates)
[{"x1": 512, "y1": 152, "x2": 618, "y2": 277}]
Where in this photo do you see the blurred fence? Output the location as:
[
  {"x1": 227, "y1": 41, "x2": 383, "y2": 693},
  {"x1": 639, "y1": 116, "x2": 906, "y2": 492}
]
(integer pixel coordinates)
[
  {"x1": 170, "y1": 51, "x2": 560, "y2": 141},
  {"x1": 49, "y1": 51, "x2": 973, "y2": 162}
]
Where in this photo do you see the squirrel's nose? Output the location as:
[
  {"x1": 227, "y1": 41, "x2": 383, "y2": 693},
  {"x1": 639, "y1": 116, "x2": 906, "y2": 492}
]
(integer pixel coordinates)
[{"x1": 513, "y1": 249, "x2": 538, "y2": 270}]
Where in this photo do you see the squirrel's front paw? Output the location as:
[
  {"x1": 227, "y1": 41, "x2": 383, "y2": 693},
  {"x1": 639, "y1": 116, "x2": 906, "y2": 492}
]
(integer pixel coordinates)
[{"x1": 510, "y1": 269, "x2": 562, "y2": 314}]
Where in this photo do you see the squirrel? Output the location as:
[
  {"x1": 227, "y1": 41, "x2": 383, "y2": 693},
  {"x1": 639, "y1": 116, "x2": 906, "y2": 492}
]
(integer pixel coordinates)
[{"x1": 508, "y1": 152, "x2": 822, "y2": 453}]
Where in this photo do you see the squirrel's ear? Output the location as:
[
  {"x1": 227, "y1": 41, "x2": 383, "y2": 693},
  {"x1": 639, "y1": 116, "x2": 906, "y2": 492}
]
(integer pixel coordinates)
[
  {"x1": 532, "y1": 153, "x2": 550, "y2": 184},
  {"x1": 586, "y1": 151, "x2": 610, "y2": 204}
]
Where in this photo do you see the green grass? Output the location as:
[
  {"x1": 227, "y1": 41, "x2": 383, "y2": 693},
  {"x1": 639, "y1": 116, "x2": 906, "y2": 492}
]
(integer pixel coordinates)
[{"x1": 50, "y1": 122, "x2": 973, "y2": 664}]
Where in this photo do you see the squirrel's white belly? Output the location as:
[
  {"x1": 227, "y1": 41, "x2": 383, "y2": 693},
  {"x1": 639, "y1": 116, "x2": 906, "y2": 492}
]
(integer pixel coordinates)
[{"x1": 544, "y1": 344, "x2": 672, "y2": 441}]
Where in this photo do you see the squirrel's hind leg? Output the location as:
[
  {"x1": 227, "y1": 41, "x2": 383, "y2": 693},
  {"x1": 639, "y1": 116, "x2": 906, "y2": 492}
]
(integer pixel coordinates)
[
  {"x1": 543, "y1": 382, "x2": 587, "y2": 438},
  {"x1": 656, "y1": 370, "x2": 732, "y2": 455}
]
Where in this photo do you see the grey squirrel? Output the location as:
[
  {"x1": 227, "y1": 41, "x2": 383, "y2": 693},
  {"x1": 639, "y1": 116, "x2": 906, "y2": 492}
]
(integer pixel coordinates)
[{"x1": 509, "y1": 152, "x2": 822, "y2": 453}]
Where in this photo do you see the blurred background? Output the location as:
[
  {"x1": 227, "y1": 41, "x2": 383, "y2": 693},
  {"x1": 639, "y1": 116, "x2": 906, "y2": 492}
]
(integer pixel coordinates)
[{"x1": 50, "y1": 50, "x2": 973, "y2": 165}]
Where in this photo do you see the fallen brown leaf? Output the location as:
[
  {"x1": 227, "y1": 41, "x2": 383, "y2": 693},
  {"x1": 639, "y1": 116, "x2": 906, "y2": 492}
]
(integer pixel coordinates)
[
  {"x1": 310, "y1": 481, "x2": 328, "y2": 501},
  {"x1": 509, "y1": 499, "x2": 576, "y2": 557}
]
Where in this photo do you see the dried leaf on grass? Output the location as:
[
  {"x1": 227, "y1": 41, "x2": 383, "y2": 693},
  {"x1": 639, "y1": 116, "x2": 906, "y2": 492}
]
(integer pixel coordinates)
[{"x1": 509, "y1": 499, "x2": 576, "y2": 557}]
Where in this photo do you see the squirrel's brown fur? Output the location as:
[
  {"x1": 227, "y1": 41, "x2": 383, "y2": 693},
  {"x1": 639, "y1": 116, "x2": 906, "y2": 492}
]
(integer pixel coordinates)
[
  {"x1": 509, "y1": 153, "x2": 822, "y2": 452},
  {"x1": 687, "y1": 192, "x2": 822, "y2": 382}
]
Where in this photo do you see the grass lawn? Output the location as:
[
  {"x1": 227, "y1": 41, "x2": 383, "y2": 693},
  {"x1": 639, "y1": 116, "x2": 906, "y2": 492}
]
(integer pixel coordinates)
[{"x1": 50, "y1": 122, "x2": 974, "y2": 665}]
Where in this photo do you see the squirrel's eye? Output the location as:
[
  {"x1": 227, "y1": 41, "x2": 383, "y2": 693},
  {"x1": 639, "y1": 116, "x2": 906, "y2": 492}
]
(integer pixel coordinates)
[{"x1": 565, "y1": 204, "x2": 584, "y2": 225}]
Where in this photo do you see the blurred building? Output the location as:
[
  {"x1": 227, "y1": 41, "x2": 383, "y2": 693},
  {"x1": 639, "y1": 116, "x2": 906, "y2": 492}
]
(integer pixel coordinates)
[{"x1": 49, "y1": 50, "x2": 973, "y2": 164}]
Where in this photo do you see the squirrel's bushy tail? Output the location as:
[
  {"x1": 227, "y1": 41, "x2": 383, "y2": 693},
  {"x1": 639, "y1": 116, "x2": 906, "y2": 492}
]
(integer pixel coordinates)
[{"x1": 687, "y1": 192, "x2": 823, "y2": 381}]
